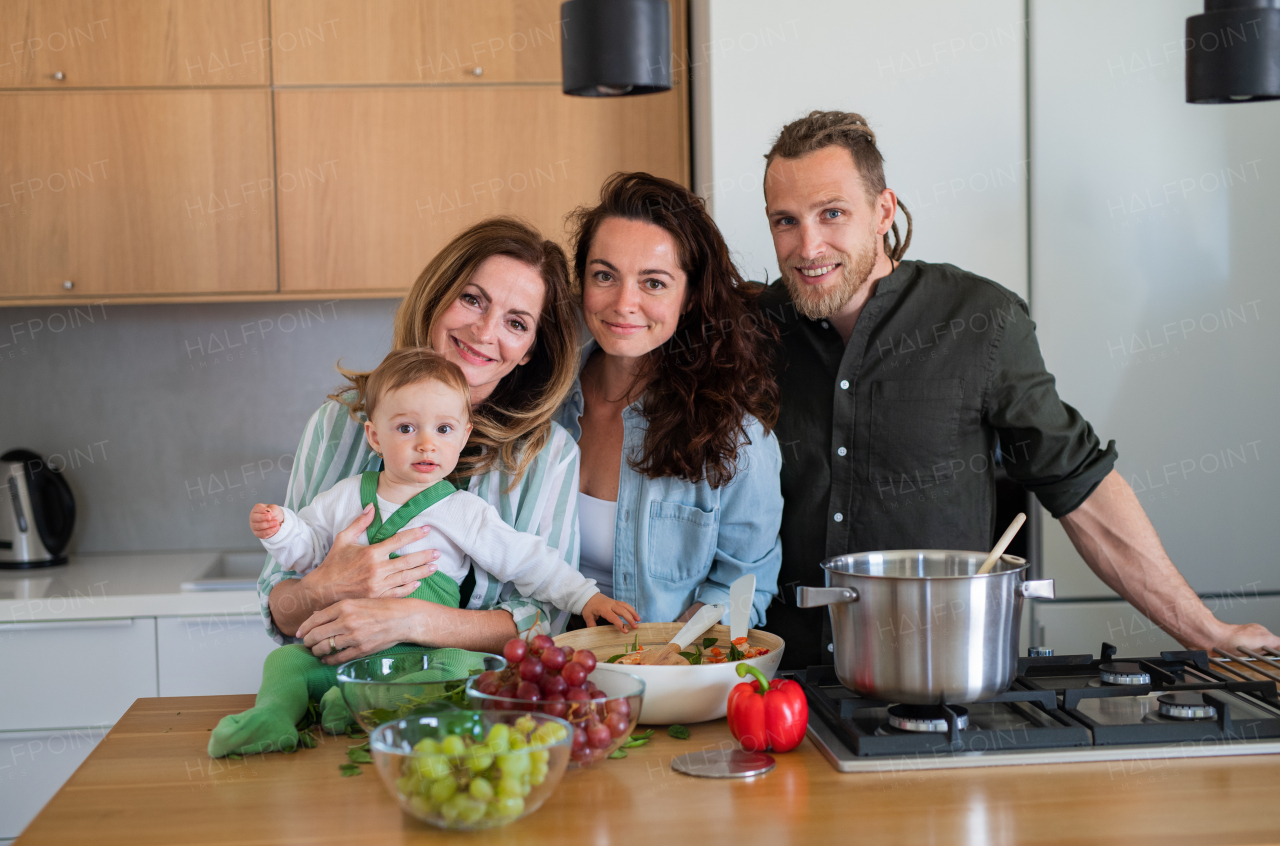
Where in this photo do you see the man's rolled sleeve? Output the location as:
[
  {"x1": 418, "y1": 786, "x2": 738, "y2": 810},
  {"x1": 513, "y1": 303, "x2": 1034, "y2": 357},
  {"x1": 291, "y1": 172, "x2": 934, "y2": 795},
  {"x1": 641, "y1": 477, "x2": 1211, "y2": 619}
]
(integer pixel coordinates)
[{"x1": 985, "y1": 300, "x2": 1118, "y2": 519}]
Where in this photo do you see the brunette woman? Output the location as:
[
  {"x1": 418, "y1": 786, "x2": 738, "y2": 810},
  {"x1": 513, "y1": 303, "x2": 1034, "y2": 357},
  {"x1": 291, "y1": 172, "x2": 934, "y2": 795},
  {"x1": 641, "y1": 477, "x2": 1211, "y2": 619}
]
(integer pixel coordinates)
[{"x1": 559, "y1": 173, "x2": 783, "y2": 626}]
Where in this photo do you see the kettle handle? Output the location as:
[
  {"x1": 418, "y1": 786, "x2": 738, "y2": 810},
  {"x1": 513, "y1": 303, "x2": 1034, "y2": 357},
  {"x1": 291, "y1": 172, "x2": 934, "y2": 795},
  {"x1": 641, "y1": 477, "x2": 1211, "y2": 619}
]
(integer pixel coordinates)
[
  {"x1": 1020, "y1": 579, "x2": 1055, "y2": 599},
  {"x1": 795, "y1": 586, "x2": 859, "y2": 608}
]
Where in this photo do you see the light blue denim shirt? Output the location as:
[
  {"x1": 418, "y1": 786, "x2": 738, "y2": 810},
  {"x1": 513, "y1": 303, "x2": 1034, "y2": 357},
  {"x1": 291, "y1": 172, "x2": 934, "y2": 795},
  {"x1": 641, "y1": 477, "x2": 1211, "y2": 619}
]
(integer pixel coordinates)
[{"x1": 556, "y1": 343, "x2": 783, "y2": 628}]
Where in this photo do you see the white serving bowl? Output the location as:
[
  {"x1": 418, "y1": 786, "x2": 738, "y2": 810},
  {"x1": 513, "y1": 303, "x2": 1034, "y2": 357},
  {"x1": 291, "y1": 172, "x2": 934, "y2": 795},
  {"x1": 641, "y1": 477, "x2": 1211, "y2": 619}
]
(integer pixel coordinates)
[{"x1": 553, "y1": 623, "x2": 785, "y2": 725}]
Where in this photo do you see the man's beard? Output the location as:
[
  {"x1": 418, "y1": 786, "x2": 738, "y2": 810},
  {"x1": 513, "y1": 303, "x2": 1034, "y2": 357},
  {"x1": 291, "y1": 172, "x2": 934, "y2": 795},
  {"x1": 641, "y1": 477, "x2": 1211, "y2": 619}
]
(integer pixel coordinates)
[{"x1": 783, "y1": 234, "x2": 878, "y2": 321}]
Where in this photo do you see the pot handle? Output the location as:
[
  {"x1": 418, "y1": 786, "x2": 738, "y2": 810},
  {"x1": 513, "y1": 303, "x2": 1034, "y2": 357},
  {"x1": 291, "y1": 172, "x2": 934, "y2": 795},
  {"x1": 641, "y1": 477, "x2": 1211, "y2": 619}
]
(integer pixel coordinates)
[
  {"x1": 795, "y1": 586, "x2": 859, "y2": 608},
  {"x1": 1020, "y1": 579, "x2": 1055, "y2": 599}
]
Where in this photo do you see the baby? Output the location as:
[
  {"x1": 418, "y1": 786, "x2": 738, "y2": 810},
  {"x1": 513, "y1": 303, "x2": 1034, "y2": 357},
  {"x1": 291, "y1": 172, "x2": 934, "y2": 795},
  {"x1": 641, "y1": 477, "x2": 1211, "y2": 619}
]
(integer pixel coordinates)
[{"x1": 208, "y1": 348, "x2": 638, "y2": 758}]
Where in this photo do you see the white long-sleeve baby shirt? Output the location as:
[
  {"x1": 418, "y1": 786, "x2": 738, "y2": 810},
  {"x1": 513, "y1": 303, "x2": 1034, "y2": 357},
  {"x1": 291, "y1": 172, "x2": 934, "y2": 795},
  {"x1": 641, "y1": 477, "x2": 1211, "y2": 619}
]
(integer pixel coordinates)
[{"x1": 259, "y1": 475, "x2": 598, "y2": 615}]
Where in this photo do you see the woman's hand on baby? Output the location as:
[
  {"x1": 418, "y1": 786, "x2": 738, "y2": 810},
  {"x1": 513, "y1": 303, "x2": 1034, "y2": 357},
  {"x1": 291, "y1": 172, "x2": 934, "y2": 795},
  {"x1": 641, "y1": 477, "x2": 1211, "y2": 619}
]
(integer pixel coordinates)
[
  {"x1": 250, "y1": 503, "x2": 285, "y2": 539},
  {"x1": 581, "y1": 593, "x2": 641, "y2": 633},
  {"x1": 303, "y1": 505, "x2": 442, "y2": 605}
]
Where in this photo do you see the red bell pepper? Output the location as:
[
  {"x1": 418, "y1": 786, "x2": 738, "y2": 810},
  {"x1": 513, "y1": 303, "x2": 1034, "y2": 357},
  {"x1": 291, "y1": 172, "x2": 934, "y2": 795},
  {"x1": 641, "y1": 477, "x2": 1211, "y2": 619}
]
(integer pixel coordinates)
[{"x1": 726, "y1": 663, "x2": 808, "y2": 753}]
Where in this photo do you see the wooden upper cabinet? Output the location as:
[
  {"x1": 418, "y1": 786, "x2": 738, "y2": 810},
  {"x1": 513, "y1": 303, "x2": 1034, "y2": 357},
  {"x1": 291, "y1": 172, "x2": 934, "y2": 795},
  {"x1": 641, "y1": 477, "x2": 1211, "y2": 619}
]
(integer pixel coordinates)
[
  {"x1": 0, "y1": 1, "x2": 268, "y2": 88},
  {"x1": 274, "y1": 84, "x2": 688, "y2": 293},
  {"x1": 270, "y1": 0, "x2": 566, "y2": 85},
  {"x1": 0, "y1": 91, "x2": 277, "y2": 299}
]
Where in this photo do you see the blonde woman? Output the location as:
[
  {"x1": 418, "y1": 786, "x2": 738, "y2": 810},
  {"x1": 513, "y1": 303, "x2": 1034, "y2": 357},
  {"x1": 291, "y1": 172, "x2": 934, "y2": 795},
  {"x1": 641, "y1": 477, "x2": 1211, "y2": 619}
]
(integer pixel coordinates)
[{"x1": 258, "y1": 218, "x2": 583, "y2": 661}]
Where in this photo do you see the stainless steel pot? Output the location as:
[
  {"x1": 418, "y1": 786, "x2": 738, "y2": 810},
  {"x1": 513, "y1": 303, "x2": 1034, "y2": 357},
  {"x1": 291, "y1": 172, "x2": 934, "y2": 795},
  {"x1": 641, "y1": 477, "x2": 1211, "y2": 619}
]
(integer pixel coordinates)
[{"x1": 796, "y1": 550, "x2": 1054, "y2": 704}]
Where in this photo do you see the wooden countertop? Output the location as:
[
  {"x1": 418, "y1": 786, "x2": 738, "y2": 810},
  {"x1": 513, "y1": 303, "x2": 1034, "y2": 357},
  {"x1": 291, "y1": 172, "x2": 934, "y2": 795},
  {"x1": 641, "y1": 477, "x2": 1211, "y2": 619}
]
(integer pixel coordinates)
[{"x1": 16, "y1": 694, "x2": 1280, "y2": 845}]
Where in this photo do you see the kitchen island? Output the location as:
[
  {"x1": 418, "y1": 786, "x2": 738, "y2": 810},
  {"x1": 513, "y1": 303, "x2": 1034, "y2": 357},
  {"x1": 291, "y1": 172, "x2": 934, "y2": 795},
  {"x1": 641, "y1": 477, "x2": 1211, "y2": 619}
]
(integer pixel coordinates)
[{"x1": 14, "y1": 693, "x2": 1280, "y2": 845}]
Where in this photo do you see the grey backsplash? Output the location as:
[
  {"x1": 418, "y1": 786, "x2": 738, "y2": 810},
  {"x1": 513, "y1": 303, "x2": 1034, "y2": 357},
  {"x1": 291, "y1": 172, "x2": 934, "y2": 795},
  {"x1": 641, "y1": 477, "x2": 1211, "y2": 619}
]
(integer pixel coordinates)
[{"x1": 0, "y1": 298, "x2": 400, "y2": 554}]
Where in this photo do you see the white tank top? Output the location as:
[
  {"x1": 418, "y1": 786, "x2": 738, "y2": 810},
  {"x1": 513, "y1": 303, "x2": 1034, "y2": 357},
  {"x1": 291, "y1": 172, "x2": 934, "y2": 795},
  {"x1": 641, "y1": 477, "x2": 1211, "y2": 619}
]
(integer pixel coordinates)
[{"x1": 577, "y1": 491, "x2": 617, "y2": 596}]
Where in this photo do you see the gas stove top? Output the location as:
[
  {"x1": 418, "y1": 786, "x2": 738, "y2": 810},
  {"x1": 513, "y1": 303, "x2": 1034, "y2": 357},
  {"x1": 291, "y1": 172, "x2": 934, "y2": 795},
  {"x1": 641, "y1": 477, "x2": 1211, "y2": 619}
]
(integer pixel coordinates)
[{"x1": 792, "y1": 643, "x2": 1280, "y2": 772}]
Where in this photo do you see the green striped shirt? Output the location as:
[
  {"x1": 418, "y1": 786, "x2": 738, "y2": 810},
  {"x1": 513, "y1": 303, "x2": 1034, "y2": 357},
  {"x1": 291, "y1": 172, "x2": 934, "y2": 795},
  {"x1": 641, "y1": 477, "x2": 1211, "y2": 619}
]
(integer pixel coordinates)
[{"x1": 256, "y1": 397, "x2": 582, "y2": 643}]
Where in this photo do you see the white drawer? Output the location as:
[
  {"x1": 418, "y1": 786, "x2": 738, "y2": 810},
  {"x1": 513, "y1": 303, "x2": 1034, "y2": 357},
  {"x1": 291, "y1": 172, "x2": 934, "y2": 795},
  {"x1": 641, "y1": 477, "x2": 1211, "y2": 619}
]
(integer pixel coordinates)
[
  {"x1": 0, "y1": 618, "x2": 157, "y2": 731},
  {"x1": 0, "y1": 727, "x2": 106, "y2": 838},
  {"x1": 156, "y1": 615, "x2": 277, "y2": 697}
]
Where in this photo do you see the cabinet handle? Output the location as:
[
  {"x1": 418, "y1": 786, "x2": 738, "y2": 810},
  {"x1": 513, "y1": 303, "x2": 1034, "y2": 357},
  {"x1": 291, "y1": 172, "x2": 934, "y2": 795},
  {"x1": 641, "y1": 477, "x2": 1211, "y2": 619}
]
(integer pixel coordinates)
[
  {"x1": 63, "y1": 280, "x2": 74, "y2": 290},
  {"x1": 472, "y1": 66, "x2": 483, "y2": 77},
  {"x1": 53, "y1": 71, "x2": 65, "y2": 81},
  {"x1": 1, "y1": 618, "x2": 135, "y2": 632}
]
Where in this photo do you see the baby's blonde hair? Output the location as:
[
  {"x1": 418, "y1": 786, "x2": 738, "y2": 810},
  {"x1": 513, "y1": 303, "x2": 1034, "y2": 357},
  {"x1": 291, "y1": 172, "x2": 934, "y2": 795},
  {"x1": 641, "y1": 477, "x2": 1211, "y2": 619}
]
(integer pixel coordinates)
[{"x1": 332, "y1": 348, "x2": 471, "y2": 424}]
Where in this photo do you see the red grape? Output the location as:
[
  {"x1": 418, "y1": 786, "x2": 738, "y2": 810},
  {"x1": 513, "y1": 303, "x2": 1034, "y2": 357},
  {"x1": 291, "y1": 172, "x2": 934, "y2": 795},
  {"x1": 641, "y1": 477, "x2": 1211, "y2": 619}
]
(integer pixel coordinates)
[
  {"x1": 543, "y1": 674, "x2": 568, "y2": 697},
  {"x1": 565, "y1": 687, "x2": 590, "y2": 702},
  {"x1": 476, "y1": 678, "x2": 500, "y2": 696},
  {"x1": 531, "y1": 634, "x2": 555, "y2": 654},
  {"x1": 605, "y1": 711, "x2": 630, "y2": 738},
  {"x1": 587, "y1": 721, "x2": 612, "y2": 749},
  {"x1": 606, "y1": 697, "x2": 630, "y2": 718},
  {"x1": 497, "y1": 683, "x2": 518, "y2": 699},
  {"x1": 519, "y1": 657, "x2": 544, "y2": 682},
  {"x1": 541, "y1": 646, "x2": 566, "y2": 671},
  {"x1": 570, "y1": 747, "x2": 593, "y2": 763},
  {"x1": 573, "y1": 649, "x2": 598, "y2": 673},
  {"x1": 516, "y1": 681, "x2": 541, "y2": 701},
  {"x1": 561, "y1": 662, "x2": 587, "y2": 687},
  {"x1": 572, "y1": 726, "x2": 588, "y2": 751},
  {"x1": 503, "y1": 638, "x2": 527, "y2": 664},
  {"x1": 543, "y1": 694, "x2": 567, "y2": 718},
  {"x1": 561, "y1": 646, "x2": 575, "y2": 661}
]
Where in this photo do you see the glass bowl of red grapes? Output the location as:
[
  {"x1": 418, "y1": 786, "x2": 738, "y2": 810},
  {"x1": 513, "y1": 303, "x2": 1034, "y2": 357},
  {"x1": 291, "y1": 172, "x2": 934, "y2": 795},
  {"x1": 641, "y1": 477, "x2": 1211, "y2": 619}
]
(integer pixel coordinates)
[{"x1": 465, "y1": 635, "x2": 645, "y2": 767}]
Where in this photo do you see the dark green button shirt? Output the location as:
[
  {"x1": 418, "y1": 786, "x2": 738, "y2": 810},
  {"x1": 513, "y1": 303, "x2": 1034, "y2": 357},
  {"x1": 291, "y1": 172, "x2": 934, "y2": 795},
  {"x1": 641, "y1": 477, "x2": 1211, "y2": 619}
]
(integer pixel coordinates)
[{"x1": 758, "y1": 260, "x2": 1117, "y2": 670}]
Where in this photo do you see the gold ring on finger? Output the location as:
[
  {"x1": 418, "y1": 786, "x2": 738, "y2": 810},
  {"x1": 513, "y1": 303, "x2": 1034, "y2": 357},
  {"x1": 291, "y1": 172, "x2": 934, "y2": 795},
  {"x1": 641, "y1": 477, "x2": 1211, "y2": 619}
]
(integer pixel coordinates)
[{"x1": 329, "y1": 635, "x2": 338, "y2": 655}]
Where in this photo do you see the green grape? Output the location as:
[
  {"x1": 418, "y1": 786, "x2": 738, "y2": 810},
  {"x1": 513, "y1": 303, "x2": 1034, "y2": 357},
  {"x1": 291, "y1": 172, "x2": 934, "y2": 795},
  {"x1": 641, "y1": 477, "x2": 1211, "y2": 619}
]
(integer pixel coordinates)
[
  {"x1": 509, "y1": 734, "x2": 528, "y2": 751},
  {"x1": 429, "y1": 773, "x2": 458, "y2": 805},
  {"x1": 440, "y1": 794, "x2": 465, "y2": 825},
  {"x1": 497, "y1": 775, "x2": 524, "y2": 799},
  {"x1": 467, "y1": 748, "x2": 494, "y2": 774},
  {"x1": 408, "y1": 794, "x2": 432, "y2": 817},
  {"x1": 440, "y1": 734, "x2": 467, "y2": 756},
  {"x1": 530, "y1": 762, "x2": 548, "y2": 785},
  {"x1": 414, "y1": 753, "x2": 451, "y2": 779},
  {"x1": 412, "y1": 737, "x2": 440, "y2": 755},
  {"x1": 492, "y1": 796, "x2": 524, "y2": 819},
  {"x1": 468, "y1": 776, "x2": 494, "y2": 802},
  {"x1": 484, "y1": 723, "x2": 511, "y2": 754},
  {"x1": 531, "y1": 723, "x2": 566, "y2": 746},
  {"x1": 496, "y1": 753, "x2": 530, "y2": 777},
  {"x1": 529, "y1": 749, "x2": 550, "y2": 767},
  {"x1": 456, "y1": 796, "x2": 487, "y2": 825},
  {"x1": 519, "y1": 773, "x2": 532, "y2": 797},
  {"x1": 513, "y1": 715, "x2": 537, "y2": 736}
]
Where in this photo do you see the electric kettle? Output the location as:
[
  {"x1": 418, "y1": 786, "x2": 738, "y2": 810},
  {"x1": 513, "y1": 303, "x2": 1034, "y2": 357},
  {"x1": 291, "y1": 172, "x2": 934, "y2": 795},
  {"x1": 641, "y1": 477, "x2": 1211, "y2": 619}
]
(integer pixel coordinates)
[{"x1": 1, "y1": 449, "x2": 75, "y2": 568}]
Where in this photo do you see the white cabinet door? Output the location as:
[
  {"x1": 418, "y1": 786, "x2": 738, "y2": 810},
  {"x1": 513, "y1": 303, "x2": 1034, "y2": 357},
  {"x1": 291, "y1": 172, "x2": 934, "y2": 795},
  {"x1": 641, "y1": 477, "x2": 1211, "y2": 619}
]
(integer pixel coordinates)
[
  {"x1": 156, "y1": 615, "x2": 277, "y2": 697},
  {"x1": 0, "y1": 727, "x2": 106, "y2": 839},
  {"x1": 0, "y1": 619, "x2": 157, "y2": 731}
]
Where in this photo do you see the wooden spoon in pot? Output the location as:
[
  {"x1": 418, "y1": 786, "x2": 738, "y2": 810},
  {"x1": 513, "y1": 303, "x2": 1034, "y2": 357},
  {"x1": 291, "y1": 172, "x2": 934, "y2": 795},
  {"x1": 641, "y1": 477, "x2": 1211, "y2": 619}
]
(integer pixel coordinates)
[{"x1": 976, "y1": 512, "x2": 1027, "y2": 575}]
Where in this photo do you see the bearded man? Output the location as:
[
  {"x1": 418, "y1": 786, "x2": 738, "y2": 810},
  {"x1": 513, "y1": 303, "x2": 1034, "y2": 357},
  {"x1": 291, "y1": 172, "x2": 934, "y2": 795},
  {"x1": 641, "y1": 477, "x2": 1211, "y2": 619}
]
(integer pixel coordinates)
[{"x1": 757, "y1": 110, "x2": 1280, "y2": 670}]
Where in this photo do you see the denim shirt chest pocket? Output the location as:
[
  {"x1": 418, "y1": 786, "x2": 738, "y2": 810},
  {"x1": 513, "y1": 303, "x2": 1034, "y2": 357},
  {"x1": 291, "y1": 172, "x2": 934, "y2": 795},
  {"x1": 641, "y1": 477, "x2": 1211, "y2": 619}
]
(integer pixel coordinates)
[{"x1": 646, "y1": 500, "x2": 720, "y2": 584}]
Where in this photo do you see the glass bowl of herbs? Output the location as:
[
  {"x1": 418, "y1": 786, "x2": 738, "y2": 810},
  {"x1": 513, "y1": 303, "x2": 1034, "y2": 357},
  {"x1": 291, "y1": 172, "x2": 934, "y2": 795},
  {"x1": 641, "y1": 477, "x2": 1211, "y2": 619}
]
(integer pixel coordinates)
[{"x1": 338, "y1": 649, "x2": 506, "y2": 733}]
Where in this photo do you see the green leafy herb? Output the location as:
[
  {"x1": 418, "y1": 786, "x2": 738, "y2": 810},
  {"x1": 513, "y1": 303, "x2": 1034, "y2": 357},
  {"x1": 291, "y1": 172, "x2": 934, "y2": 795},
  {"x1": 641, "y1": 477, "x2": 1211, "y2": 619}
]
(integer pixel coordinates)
[
  {"x1": 622, "y1": 730, "x2": 656, "y2": 749},
  {"x1": 227, "y1": 753, "x2": 243, "y2": 760},
  {"x1": 606, "y1": 653, "x2": 624, "y2": 663},
  {"x1": 299, "y1": 731, "x2": 317, "y2": 749},
  {"x1": 347, "y1": 746, "x2": 372, "y2": 764},
  {"x1": 608, "y1": 749, "x2": 628, "y2": 759},
  {"x1": 667, "y1": 725, "x2": 690, "y2": 740},
  {"x1": 631, "y1": 729, "x2": 655, "y2": 741},
  {"x1": 728, "y1": 642, "x2": 745, "y2": 662},
  {"x1": 701, "y1": 637, "x2": 718, "y2": 649},
  {"x1": 339, "y1": 763, "x2": 363, "y2": 777}
]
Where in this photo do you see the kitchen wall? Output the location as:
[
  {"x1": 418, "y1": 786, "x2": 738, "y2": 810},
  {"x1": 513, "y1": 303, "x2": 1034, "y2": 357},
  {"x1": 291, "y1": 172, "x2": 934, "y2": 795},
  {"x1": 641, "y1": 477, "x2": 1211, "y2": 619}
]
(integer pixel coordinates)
[
  {"x1": 0, "y1": 298, "x2": 397, "y2": 553},
  {"x1": 691, "y1": 0, "x2": 1028, "y2": 296}
]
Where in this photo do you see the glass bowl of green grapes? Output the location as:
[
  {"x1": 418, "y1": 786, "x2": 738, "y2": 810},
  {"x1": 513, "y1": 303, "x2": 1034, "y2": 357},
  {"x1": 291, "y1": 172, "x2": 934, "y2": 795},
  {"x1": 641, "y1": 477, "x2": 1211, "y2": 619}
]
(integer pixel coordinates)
[{"x1": 370, "y1": 707, "x2": 573, "y2": 830}]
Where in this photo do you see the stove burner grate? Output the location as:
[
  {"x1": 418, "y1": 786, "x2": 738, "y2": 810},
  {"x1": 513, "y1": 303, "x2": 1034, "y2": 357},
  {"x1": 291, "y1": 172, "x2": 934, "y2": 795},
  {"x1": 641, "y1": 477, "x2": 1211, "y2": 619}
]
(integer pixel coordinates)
[{"x1": 886, "y1": 704, "x2": 969, "y2": 733}]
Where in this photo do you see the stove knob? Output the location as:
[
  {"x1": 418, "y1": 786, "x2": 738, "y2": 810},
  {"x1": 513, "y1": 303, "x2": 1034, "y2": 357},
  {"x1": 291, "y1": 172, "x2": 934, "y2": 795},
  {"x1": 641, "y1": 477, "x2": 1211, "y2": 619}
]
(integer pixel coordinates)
[{"x1": 1027, "y1": 647, "x2": 1053, "y2": 657}]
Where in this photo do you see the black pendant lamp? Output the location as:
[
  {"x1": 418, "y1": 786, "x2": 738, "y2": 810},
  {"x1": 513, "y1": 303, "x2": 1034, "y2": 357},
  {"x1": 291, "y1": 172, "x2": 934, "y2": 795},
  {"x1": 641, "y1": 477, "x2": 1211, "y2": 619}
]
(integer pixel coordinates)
[
  {"x1": 1186, "y1": 0, "x2": 1280, "y2": 102},
  {"x1": 561, "y1": 0, "x2": 671, "y2": 97}
]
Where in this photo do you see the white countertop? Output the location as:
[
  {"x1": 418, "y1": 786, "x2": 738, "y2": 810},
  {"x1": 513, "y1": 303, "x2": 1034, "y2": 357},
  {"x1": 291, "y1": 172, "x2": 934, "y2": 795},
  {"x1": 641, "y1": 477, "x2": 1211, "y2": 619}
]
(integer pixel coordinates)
[{"x1": 0, "y1": 551, "x2": 265, "y2": 623}]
